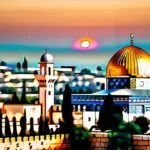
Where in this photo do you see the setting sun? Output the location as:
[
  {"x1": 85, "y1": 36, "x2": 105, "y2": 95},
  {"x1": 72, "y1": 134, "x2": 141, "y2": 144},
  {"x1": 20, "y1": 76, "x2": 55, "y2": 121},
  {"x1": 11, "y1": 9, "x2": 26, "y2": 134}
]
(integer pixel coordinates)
[{"x1": 81, "y1": 40, "x2": 90, "y2": 48}]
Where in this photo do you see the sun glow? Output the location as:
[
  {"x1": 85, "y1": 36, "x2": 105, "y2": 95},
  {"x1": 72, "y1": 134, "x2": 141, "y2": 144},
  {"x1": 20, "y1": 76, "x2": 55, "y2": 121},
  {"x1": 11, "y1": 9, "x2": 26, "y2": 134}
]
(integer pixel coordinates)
[{"x1": 73, "y1": 37, "x2": 99, "y2": 51}]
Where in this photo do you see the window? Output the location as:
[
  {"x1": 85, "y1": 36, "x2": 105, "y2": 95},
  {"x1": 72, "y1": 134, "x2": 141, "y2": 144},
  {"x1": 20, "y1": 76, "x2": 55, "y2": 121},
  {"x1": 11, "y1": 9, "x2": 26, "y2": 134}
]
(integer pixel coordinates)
[
  {"x1": 88, "y1": 117, "x2": 91, "y2": 122},
  {"x1": 42, "y1": 67, "x2": 44, "y2": 75},
  {"x1": 48, "y1": 67, "x2": 51, "y2": 75},
  {"x1": 49, "y1": 91, "x2": 51, "y2": 95},
  {"x1": 83, "y1": 105, "x2": 86, "y2": 111}
]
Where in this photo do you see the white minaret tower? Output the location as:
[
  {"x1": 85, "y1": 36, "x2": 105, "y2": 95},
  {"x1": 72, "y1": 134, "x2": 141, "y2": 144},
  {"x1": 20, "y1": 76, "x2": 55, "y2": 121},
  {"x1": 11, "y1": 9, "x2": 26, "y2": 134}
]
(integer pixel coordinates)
[{"x1": 35, "y1": 50, "x2": 58, "y2": 118}]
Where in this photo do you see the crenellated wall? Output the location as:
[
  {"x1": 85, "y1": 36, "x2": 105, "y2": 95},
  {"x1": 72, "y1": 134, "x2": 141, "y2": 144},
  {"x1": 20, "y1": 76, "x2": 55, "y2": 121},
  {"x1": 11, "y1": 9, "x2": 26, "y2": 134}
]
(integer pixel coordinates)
[
  {"x1": 0, "y1": 134, "x2": 70, "y2": 150},
  {"x1": 0, "y1": 133, "x2": 150, "y2": 150}
]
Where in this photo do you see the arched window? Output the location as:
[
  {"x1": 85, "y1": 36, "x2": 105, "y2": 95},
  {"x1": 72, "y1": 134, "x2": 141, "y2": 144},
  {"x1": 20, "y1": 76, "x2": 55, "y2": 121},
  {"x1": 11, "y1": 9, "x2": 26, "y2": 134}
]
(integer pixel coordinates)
[
  {"x1": 78, "y1": 105, "x2": 81, "y2": 111},
  {"x1": 48, "y1": 67, "x2": 51, "y2": 75},
  {"x1": 95, "y1": 105, "x2": 101, "y2": 111},
  {"x1": 88, "y1": 104, "x2": 95, "y2": 111},
  {"x1": 73, "y1": 105, "x2": 76, "y2": 111},
  {"x1": 83, "y1": 105, "x2": 86, "y2": 111},
  {"x1": 42, "y1": 67, "x2": 45, "y2": 75}
]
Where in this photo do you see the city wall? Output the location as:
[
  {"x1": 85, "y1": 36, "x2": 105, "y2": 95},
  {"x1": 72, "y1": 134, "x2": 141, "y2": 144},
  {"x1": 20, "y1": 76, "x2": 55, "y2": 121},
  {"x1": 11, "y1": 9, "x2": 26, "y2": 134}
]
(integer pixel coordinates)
[{"x1": 0, "y1": 133, "x2": 150, "y2": 150}]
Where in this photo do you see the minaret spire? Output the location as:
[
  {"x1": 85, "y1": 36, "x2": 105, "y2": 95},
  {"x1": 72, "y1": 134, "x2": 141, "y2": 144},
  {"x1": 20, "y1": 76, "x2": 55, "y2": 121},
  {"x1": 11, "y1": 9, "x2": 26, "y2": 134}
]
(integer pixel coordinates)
[{"x1": 130, "y1": 33, "x2": 134, "y2": 45}]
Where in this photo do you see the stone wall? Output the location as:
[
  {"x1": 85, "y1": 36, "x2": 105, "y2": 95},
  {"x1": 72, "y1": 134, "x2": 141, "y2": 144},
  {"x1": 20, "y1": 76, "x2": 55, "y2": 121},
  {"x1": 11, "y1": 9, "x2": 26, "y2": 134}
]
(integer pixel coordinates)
[
  {"x1": 0, "y1": 134, "x2": 70, "y2": 150},
  {"x1": 0, "y1": 133, "x2": 150, "y2": 150},
  {"x1": 90, "y1": 133, "x2": 150, "y2": 150}
]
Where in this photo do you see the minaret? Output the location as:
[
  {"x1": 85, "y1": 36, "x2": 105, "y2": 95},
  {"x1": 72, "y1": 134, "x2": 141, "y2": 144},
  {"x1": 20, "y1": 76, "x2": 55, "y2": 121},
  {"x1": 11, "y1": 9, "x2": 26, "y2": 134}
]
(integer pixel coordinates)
[{"x1": 35, "y1": 50, "x2": 58, "y2": 118}]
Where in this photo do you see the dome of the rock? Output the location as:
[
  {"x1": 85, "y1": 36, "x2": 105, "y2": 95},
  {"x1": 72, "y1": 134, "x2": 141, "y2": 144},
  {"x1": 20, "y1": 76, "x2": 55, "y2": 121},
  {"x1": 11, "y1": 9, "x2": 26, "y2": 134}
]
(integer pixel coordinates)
[{"x1": 106, "y1": 36, "x2": 150, "y2": 77}]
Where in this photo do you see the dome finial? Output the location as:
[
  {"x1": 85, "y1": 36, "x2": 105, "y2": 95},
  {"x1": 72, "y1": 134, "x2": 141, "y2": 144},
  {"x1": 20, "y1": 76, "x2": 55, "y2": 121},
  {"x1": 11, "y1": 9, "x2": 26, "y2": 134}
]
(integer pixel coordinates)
[
  {"x1": 45, "y1": 49, "x2": 47, "y2": 53},
  {"x1": 130, "y1": 33, "x2": 134, "y2": 45}
]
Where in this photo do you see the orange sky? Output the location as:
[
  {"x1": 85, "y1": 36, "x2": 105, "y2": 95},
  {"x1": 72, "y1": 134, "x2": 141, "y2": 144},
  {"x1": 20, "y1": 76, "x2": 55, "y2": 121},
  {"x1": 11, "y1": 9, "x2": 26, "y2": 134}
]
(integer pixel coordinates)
[
  {"x1": 0, "y1": 0, "x2": 150, "y2": 70},
  {"x1": 0, "y1": 0, "x2": 150, "y2": 27}
]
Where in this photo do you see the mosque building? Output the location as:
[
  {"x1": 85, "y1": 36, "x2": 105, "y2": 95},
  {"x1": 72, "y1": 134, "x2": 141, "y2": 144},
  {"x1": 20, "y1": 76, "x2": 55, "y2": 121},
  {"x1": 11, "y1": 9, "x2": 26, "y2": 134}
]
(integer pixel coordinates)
[{"x1": 72, "y1": 34, "x2": 150, "y2": 128}]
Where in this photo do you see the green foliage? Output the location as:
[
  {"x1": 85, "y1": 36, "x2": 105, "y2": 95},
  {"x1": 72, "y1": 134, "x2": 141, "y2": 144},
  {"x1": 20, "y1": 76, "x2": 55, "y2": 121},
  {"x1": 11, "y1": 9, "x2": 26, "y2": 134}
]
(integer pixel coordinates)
[
  {"x1": 134, "y1": 116, "x2": 150, "y2": 134},
  {"x1": 70, "y1": 126, "x2": 91, "y2": 140},
  {"x1": 108, "y1": 120, "x2": 142, "y2": 150},
  {"x1": 69, "y1": 126, "x2": 91, "y2": 150},
  {"x1": 129, "y1": 121, "x2": 142, "y2": 134},
  {"x1": 0, "y1": 87, "x2": 15, "y2": 94},
  {"x1": 26, "y1": 96, "x2": 39, "y2": 104}
]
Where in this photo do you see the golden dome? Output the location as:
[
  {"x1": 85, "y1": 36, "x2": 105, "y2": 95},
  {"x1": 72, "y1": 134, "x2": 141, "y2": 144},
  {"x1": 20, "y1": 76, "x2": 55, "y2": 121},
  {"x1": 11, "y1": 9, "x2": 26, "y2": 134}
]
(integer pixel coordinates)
[{"x1": 106, "y1": 45, "x2": 150, "y2": 77}]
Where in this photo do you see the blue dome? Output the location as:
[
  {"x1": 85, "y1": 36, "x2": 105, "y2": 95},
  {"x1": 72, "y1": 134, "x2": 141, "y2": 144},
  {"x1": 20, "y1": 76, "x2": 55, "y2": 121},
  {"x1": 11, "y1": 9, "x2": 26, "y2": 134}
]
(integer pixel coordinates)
[{"x1": 40, "y1": 52, "x2": 53, "y2": 63}]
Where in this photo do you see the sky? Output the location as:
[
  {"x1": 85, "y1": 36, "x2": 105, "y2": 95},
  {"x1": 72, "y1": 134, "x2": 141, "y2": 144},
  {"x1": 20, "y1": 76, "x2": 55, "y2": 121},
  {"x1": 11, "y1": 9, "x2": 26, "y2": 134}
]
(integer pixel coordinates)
[{"x1": 0, "y1": 0, "x2": 150, "y2": 71}]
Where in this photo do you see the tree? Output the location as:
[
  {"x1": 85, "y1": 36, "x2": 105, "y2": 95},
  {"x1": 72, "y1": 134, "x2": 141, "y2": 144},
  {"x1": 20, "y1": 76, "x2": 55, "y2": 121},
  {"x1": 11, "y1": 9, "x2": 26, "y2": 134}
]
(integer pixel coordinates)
[
  {"x1": 38, "y1": 116, "x2": 44, "y2": 135},
  {"x1": 29, "y1": 117, "x2": 35, "y2": 136},
  {"x1": 0, "y1": 109, "x2": 3, "y2": 137},
  {"x1": 62, "y1": 84, "x2": 73, "y2": 130},
  {"x1": 12, "y1": 116, "x2": 17, "y2": 137},
  {"x1": 0, "y1": 61, "x2": 7, "y2": 66},
  {"x1": 20, "y1": 80, "x2": 28, "y2": 104},
  {"x1": 22, "y1": 57, "x2": 28, "y2": 72},
  {"x1": 19, "y1": 116, "x2": 26, "y2": 136},
  {"x1": 44, "y1": 117, "x2": 50, "y2": 135},
  {"x1": 134, "y1": 116, "x2": 150, "y2": 134},
  {"x1": 97, "y1": 94, "x2": 116, "y2": 132},
  {"x1": 19, "y1": 109, "x2": 26, "y2": 137},
  {"x1": 16, "y1": 62, "x2": 21, "y2": 71},
  {"x1": 24, "y1": 109, "x2": 27, "y2": 121},
  {"x1": 5, "y1": 115, "x2": 11, "y2": 137},
  {"x1": 97, "y1": 66, "x2": 102, "y2": 71},
  {"x1": 33, "y1": 70, "x2": 38, "y2": 75},
  {"x1": 11, "y1": 92, "x2": 20, "y2": 104},
  {"x1": 81, "y1": 68, "x2": 91, "y2": 75}
]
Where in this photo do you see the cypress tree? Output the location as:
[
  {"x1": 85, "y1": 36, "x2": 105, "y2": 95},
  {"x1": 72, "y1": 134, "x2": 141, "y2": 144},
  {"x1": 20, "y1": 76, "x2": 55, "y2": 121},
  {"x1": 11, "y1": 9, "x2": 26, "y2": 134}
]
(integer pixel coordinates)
[
  {"x1": 5, "y1": 115, "x2": 11, "y2": 137},
  {"x1": 11, "y1": 92, "x2": 20, "y2": 104},
  {"x1": 97, "y1": 94, "x2": 116, "y2": 132},
  {"x1": 38, "y1": 116, "x2": 44, "y2": 135},
  {"x1": 29, "y1": 117, "x2": 35, "y2": 136},
  {"x1": 19, "y1": 116, "x2": 26, "y2": 136},
  {"x1": 44, "y1": 117, "x2": 50, "y2": 135},
  {"x1": 16, "y1": 62, "x2": 21, "y2": 71},
  {"x1": 62, "y1": 84, "x2": 73, "y2": 129},
  {"x1": 12, "y1": 116, "x2": 17, "y2": 137},
  {"x1": 0, "y1": 109, "x2": 3, "y2": 137},
  {"x1": 20, "y1": 80, "x2": 28, "y2": 104},
  {"x1": 22, "y1": 56, "x2": 28, "y2": 72}
]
